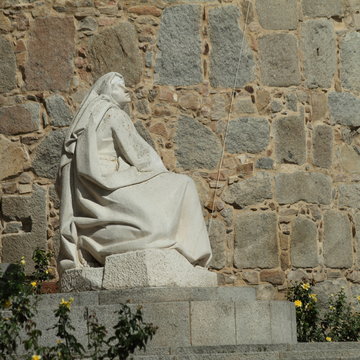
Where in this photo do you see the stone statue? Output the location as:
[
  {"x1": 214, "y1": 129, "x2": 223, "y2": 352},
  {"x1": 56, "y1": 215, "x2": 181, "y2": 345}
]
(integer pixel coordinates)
[{"x1": 57, "y1": 72, "x2": 212, "y2": 273}]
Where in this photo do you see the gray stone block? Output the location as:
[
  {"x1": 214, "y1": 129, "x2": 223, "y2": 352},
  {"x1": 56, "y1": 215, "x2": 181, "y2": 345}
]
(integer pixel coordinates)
[
  {"x1": 340, "y1": 32, "x2": 360, "y2": 92},
  {"x1": 208, "y1": 5, "x2": 255, "y2": 88},
  {"x1": 155, "y1": 5, "x2": 202, "y2": 85},
  {"x1": 89, "y1": 22, "x2": 142, "y2": 87},
  {"x1": 208, "y1": 218, "x2": 226, "y2": 269},
  {"x1": 354, "y1": 213, "x2": 360, "y2": 266},
  {"x1": 45, "y1": 94, "x2": 73, "y2": 127},
  {"x1": 37, "y1": 291, "x2": 100, "y2": 309},
  {"x1": 338, "y1": 183, "x2": 360, "y2": 208},
  {"x1": 259, "y1": 34, "x2": 300, "y2": 87},
  {"x1": 234, "y1": 212, "x2": 279, "y2": 269},
  {"x1": 328, "y1": 92, "x2": 360, "y2": 127},
  {"x1": 175, "y1": 116, "x2": 222, "y2": 170},
  {"x1": 270, "y1": 301, "x2": 297, "y2": 344},
  {"x1": 301, "y1": 20, "x2": 336, "y2": 89},
  {"x1": 60, "y1": 268, "x2": 104, "y2": 292},
  {"x1": 102, "y1": 250, "x2": 217, "y2": 289},
  {"x1": 256, "y1": 0, "x2": 298, "y2": 30},
  {"x1": 324, "y1": 210, "x2": 352, "y2": 268},
  {"x1": 134, "y1": 120, "x2": 156, "y2": 148},
  {"x1": 255, "y1": 158, "x2": 273, "y2": 170},
  {"x1": 191, "y1": 301, "x2": 236, "y2": 346},
  {"x1": 302, "y1": 0, "x2": 345, "y2": 18},
  {"x1": 232, "y1": 97, "x2": 256, "y2": 115},
  {"x1": 98, "y1": 286, "x2": 256, "y2": 305},
  {"x1": 313, "y1": 124, "x2": 333, "y2": 168},
  {"x1": 0, "y1": 36, "x2": 16, "y2": 93},
  {"x1": 225, "y1": 117, "x2": 269, "y2": 154},
  {"x1": 222, "y1": 173, "x2": 272, "y2": 209},
  {"x1": 291, "y1": 216, "x2": 318, "y2": 268},
  {"x1": 236, "y1": 301, "x2": 271, "y2": 344},
  {"x1": 275, "y1": 172, "x2": 332, "y2": 205},
  {"x1": 274, "y1": 115, "x2": 306, "y2": 165},
  {"x1": 33, "y1": 128, "x2": 67, "y2": 179}
]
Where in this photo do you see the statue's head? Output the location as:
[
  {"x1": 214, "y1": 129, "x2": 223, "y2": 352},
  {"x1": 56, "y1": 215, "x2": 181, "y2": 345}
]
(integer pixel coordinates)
[{"x1": 94, "y1": 72, "x2": 131, "y2": 107}]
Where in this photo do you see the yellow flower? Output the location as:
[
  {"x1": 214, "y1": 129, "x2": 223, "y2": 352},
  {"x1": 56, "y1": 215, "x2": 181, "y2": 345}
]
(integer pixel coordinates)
[
  {"x1": 309, "y1": 293, "x2": 318, "y2": 302},
  {"x1": 301, "y1": 283, "x2": 310, "y2": 291},
  {"x1": 56, "y1": 339, "x2": 62, "y2": 344},
  {"x1": 329, "y1": 306, "x2": 335, "y2": 311},
  {"x1": 20, "y1": 256, "x2": 26, "y2": 265},
  {"x1": 294, "y1": 300, "x2": 302, "y2": 308},
  {"x1": 60, "y1": 297, "x2": 74, "y2": 309},
  {"x1": 45, "y1": 270, "x2": 49, "y2": 274},
  {"x1": 326, "y1": 337, "x2": 332, "y2": 342},
  {"x1": 3, "y1": 300, "x2": 11, "y2": 308},
  {"x1": 357, "y1": 295, "x2": 360, "y2": 302},
  {"x1": 31, "y1": 281, "x2": 37, "y2": 287},
  {"x1": 32, "y1": 355, "x2": 41, "y2": 360}
]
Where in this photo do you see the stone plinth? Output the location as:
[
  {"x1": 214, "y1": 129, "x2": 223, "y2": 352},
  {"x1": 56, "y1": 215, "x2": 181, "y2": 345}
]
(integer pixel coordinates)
[{"x1": 60, "y1": 249, "x2": 217, "y2": 292}]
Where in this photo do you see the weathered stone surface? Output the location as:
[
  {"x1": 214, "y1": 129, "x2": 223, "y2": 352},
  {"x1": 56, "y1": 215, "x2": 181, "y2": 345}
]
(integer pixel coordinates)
[
  {"x1": 354, "y1": 213, "x2": 360, "y2": 267},
  {"x1": 155, "y1": 5, "x2": 202, "y2": 86},
  {"x1": 222, "y1": 173, "x2": 272, "y2": 208},
  {"x1": 2, "y1": 185, "x2": 47, "y2": 273},
  {"x1": 208, "y1": 218, "x2": 226, "y2": 270},
  {"x1": 311, "y1": 92, "x2": 327, "y2": 120},
  {"x1": 175, "y1": 116, "x2": 221, "y2": 170},
  {"x1": 301, "y1": 20, "x2": 336, "y2": 89},
  {"x1": 313, "y1": 124, "x2": 333, "y2": 168},
  {"x1": 274, "y1": 115, "x2": 306, "y2": 165},
  {"x1": 313, "y1": 279, "x2": 350, "y2": 306},
  {"x1": 45, "y1": 95, "x2": 73, "y2": 127},
  {"x1": 256, "y1": 0, "x2": 297, "y2": 30},
  {"x1": 232, "y1": 97, "x2": 256, "y2": 114},
  {"x1": 256, "y1": 158, "x2": 274, "y2": 170},
  {"x1": 324, "y1": 210, "x2": 352, "y2": 268},
  {"x1": 291, "y1": 216, "x2": 318, "y2": 268},
  {"x1": 338, "y1": 183, "x2": 360, "y2": 208},
  {"x1": 225, "y1": 117, "x2": 269, "y2": 154},
  {"x1": 337, "y1": 144, "x2": 360, "y2": 174},
  {"x1": 89, "y1": 22, "x2": 142, "y2": 87},
  {"x1": 302, "y1": 0, "x2": 345, "y2": 18},
  {"x1": 260, "y1": 269, "x2": 285, "y2": 285},
  {"x1": 275, "y1": 172, "x2": 332, "y2": 205},
  {"x1": 340, "y1": 32, "x2": 360, "y2": 92},
  {"x1": 25, "y1": 17, "x2": 75, "y2": 91},
  {"x1": 328, "y1": 92, "x2": 360, "y2": 127},
  {"x1": 259, "y1": 34, "x2": 300, "y2": 87},
  {"x1": 0, "y1": 36, "x2": 16, "y2": 93},
  {"x1": 208, "y1": 5, "x2": 255, "y2": 88},
  {"x1": 0, "y1": 136, "x2": 28, "y2": 180},
  {"x1": 234, "y1": 212, "x2": 279, "y2": 269},
  {"x1": 0, "y1": 103, "x2": 40, "y2": 135},
  {"x1": 134, "y1": 121, "x2": 155, "y2": 148},
  {"x1": 60, "y1": 268, "x2": 104, "y2": 292},
  {"x1": 32, "y1": 129, "x2": 67, "y2": 179}
]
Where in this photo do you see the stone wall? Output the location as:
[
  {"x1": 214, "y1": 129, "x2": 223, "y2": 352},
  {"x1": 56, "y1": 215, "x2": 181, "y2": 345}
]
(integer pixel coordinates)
[{"x1": 1, "y1": 0, "x2": 360, "y2": 299}]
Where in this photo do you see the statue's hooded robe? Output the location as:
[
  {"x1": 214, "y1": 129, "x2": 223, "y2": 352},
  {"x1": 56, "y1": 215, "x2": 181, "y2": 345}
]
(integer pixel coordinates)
[{"x1": 57, "y1": 72, "x2": 212, "y2": 272}]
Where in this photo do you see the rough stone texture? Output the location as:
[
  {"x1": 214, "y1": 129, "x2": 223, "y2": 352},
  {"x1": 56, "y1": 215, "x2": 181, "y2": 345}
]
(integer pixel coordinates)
[
  {"x1": 25, "y1": 17, "x2": 75, "y2": 91},
  {"x1": 275, "y1": 172, "x2": 332, "y2": 205},
  {"x1": 32, "y1": 129, "x2": 67, "y2": 179},
  {"x1": 256, "y1": 0, "x2": 297, "y2": 30},
  {"x1": 134, "y1": 121, "x2": 156, "y2": 148},
  {"x1": 354, "y1": 213, "x2": 360, "y2": 268},
  {"x1": 208, "y1": 5, "x2": 255, "y2": 88},
  {"x1": 291, "y1": 216, "x2": 318, "y2": 268},
  {"x1": 337, "y1": 144, "x2": 360, "y2": 174},
  {"x1": 234, "y1": 212, "x2": 279, "y2": 269},
  {"x1": 155, "y1": 5, "x2": 202, "y2": 86},
  {"x1": 232, "y1": 97, "x2": 256, "y2": 114},
  {"x1": 259, "y1": 34, "x2": 301, "y2": 87},
  {"x1": 102, "y1": 249, "x2": 217, "y2": 289},
  {"x1": 1, "y1": 185, "x2": 47, "y2": 273},
  {"x1": 301, "y1": 20, "x2": 336, "y2": 89},
  {"x1": 222, "y1": 173, "x2": 272, "y2": 208},
  {"x1": 313, "y1": 279, "x2": 350, "y2": 306},
  {"x1": 311, "y1": 92, "x2": 328, "y2": 121},
  {"x1": 338, "y1": 183, "x2": 360, "y2": 208},
  {"x1": 60, "y1": 268, "x2": 104, "y2": 292},
  {"x1": 328, "y1": 92, "x2": 360, "y2": 127},
  {"x1": 256, "y1": 158, "x2": 274, "y2": 170},
  {"x1": 302, "y1": 0, "x2": 345, "y2": 18},
  {"x1": 0, "y1": 103, "x2": 40, "y2": 135},
  {"x1": 225, "y1": 117, "x2": 269, "y2": 154},
  {"x1": 260, "y1": 269, "x2": 285, "y2": 285},
  {"x1": 175, "y1": 116, "x2": 222, "y2": 170},
  {"x1": 274, "y1": 115, "x2": 306, "y2": 165},
  {"x1": 340, "y1": 32, "x2": 360, "y2": 92},
  {"x1": 324, "y1": 210, "x2": 352, "y2": 268},
  {"x1": 313, "y1": 124, "x2": 333, "y2": 168},
  {"x1": 89, "y1": 22, "x2": 143, "y2": 87},
  {"x1": 45, "y1": 95, "x2": 73, "y2": 127},
  {"x1": 0, "y1": 36, "x2": 16, "y2": 93},
  {"x1": 0, "y1": 135, "x2": 28, "y2": 180},
  {"x1": 208, "y1": 218, "x2": 226, "y2": 270}
]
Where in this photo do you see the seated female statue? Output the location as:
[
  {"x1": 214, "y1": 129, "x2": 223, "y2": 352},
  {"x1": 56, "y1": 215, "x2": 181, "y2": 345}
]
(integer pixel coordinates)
[{"x1": 57, "y1": 72, "x2": 212, "y2": 272}]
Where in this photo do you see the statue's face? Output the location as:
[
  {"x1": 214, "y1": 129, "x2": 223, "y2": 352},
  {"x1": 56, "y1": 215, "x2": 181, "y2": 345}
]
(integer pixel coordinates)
[{"x1": 110, "y1": 76, "x2": 131, "y2": 105}]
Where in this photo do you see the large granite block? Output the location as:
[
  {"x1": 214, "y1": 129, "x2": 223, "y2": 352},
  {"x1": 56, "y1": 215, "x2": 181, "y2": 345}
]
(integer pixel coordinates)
[
  {"x1": 312, "y1": 124, "x2": 333, "y2": 168},
  {"x1": 328, "y1": 92, "x2": 360, "y2": 127},
  {"x1": 102, "y1": 249, "x2": 217, "y2": 289},
  {"x1": 0, "y1": 36, "x2": 16, "y2": 93}
]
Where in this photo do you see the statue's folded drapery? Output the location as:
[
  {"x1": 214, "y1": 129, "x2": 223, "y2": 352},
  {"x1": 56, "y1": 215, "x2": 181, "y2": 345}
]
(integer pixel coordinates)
[{"x1": 57, "y1": 73, "x2": 212, "y2": 272}]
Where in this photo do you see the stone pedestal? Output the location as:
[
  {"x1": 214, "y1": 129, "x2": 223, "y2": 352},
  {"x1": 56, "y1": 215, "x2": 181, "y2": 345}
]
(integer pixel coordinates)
[{"x1": 60, "y1": 249, "x2": 217, "y2": 292}]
